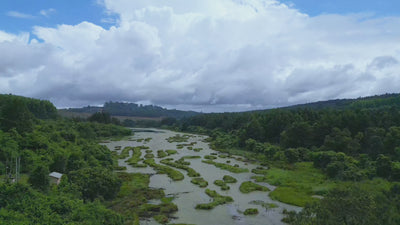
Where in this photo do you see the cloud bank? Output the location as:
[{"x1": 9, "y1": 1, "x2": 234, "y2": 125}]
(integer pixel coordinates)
[{"x1": 0, "y1": 0, "x2": 399, "y2": 112}]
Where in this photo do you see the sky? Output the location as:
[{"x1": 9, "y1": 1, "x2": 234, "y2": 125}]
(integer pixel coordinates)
[{"x1": 0, "y1": 0, "x2": 399, "y2": 112}]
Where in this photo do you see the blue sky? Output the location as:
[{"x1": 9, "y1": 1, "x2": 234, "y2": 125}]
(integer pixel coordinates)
[
  {"x1": 284, "y1": 0, "x2": 400, "y2": 17},
  {"x1": 0, "y1": 0, "x2": 399, "y2": 112},
  {"x1": 1, "y1": 0, "x2": 398, "y2": 34},
  {"x1": 0, "y1": 0, "x2": 117, "y2": 34}
]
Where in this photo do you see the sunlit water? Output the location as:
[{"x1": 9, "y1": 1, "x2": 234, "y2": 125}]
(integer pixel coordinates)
[{"x1": 103, "y1": 128, "x2": 301, "y2": 225}]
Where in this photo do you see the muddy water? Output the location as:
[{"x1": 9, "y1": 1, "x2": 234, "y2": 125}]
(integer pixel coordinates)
[{"x1": 103, "y1": 128, "x2": 300, "y2": 225}]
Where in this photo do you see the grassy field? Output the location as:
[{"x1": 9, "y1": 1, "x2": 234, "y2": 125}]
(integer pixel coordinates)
[{"x1": 264, "y1": 162, "x2": 337, "y2": 206}]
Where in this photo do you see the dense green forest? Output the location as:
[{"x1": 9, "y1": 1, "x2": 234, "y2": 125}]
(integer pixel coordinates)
[
  {"x1": 0, "y1": 94, "x2": 134, "y2": 224},
  {"x1": 62, "y1": 101, "x2": 199, "y2": 119},
  {"x1": 170, "y1": 93, "x2": 400, "y2": 224}
]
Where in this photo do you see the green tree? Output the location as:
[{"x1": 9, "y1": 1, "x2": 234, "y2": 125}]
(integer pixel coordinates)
[{"x1": 28, "y1": 165, "x2": 50, "y2": 191}]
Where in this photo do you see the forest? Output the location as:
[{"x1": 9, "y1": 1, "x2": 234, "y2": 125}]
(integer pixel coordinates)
[{"x1": 0, "y1": 94, "x2": 131, "y2": 224}]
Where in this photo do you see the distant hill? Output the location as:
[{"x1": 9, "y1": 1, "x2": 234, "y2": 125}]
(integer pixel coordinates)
[
  {"x1": 278, "y1": 93, "x2": 400, "y2": 111},
  {"x1": 60, "y1": 101, "x2": 200, "y2": 119}
]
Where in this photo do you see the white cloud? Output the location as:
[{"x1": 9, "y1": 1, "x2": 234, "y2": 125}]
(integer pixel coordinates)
[
  {"x1": 1, "y1": 0, "x2": 400, "y2": 111},
  {"x1": 6, "y1": 11, "x2": 35, "y2": 19},
  {"x1": 40, "y1": 8, "x2": 56, "y2": 17}
]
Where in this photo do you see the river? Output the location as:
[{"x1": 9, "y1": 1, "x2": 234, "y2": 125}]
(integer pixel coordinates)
[{"x1": 103, "y1": 128, "x2": 300, "y2": 225}]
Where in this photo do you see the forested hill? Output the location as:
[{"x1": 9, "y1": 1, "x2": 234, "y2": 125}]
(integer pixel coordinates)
[
  {"x1": 280, "y1": 93, "x2": 400, "y2": 110},
  {"x1": 0, "y1": 94, "x2": 58, "y2": 133},
  {"x1": 62, "y1": 101, "x2": 200, "y2": 119}
]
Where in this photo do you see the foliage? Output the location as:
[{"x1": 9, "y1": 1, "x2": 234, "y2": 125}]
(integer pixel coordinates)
[{"x1": 284, "y1": 183, "x2": 400, "y2": 225}]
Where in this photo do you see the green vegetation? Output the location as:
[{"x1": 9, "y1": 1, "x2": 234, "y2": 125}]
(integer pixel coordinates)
[
  {"x1": 243, "y1": 208, "x2": 259, "y2": 215},
  {"x1": 160, "y1": 159, "x2": 200, "y2": 177},
  {"x1": 213, "y1": 180, "x2": 230, "y2": 190},
  {"x1": 110, "y1": 173, "x2": 177, "y2": 224},
  {"x1": 222, "y1": 175, "x2": 237, "y2": 183},
  {"x1": 171, "y1": 94, "x2": 400, "y2": 224},
  {"x1": 251, "y1": 167, "x2": 269, "y2": 175},
  {"x1": 239, "y1": 181, "x2": 270, "y2": 194},
  {"x1": 144, "y1": 159, "x2": 184, "y2": 181},
  {"x1": 283, "y1": 183, "x2": 400, "y2": 225},
  {"x1": 125, "y1": 146, "x2": 147, "y2": 167},
  {"x1": 157, "y1": 150, "x2": 168, "y2": 158},
  {"x1": 181, "y1": 155, "x2": 201, "y2": 159},
  {"x1": 167, "y1": 134, "x2": 190, "y2": 143},
  {"x1": 264, "y1": 162, "x2": 334, "y2": 206},
  {"x1": 193, "y1": 148, "x2": 203, "y2": 152},
  {"x1": 251, "y1": 176, "x2": 268, "y2": 182},
  {"x1": 191, "y1": 177, "x2": 208, "y2": 188},
  {"x1": 204, "y1": 155, "x2": 217, "y2": 160},
  {"x1": 249, "y1": 200, "x2": 278, "y2": 209},
  {"x1": 166, "y1": 149, "x2": 178, "y2": 155},
  {"x1": 195, "y1": 189, "x2": 233, "y2": 210},
  {"x1": 144, "y1": 153, "x2": 155, "y2": 158},
  {"x1": 0, "y1": 94, "x2": 133, "y2": 224},
  {"x1": 202, "y1": 160, "x2": 249, "y2": 173}
]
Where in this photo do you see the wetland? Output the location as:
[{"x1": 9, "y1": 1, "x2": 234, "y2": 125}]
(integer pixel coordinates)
[{"x1": 104, "y1": 128, "x2": 300, "y2": 225}]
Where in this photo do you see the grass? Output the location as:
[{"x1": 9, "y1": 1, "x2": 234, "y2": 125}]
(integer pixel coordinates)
[
  {"x1": 166, "y1": 134, "x2": 190, "y2": 143},
  {"x1": 157, "y1": 150, "x2": 168, "y2": 158},
  {"x1": 249, "y1": 200, "x2": 278, "y2": 209},
  {"x1": 193, "y1": 148, "x2": 203, "y2": 152},
  {"x1": 243, "y1": 208, "x2": 258, "y2": 215},
  {"x1": 204, "y1": 155, "x2": 217, "y2": 160},
  {"x1": 144, "y1": 153, "x2": 155, "y2": 158},
  {"x1": 223, "y1": 175, "x2": 237, "y2": 183},
  {"x1": 202, "y1": 160, "x2": 249, "y2": 173},
  {"x1": 214, "y1": 180, "x2": 230, "y2": 190},
  {"x1": 251, "y1": 167, "x2": 269, "y2": 175},
  {"x1": 191, "y1": 177, "x2": 208, "y2": 188},
  {"x1": 264, "y1": 162, "x2": 336, "y2": 206},
  {"x1": 144, "y1": 159, "x2": 184, "y2": 181},
  {"x1": 251, "y1": 176, "x2": 268, "y2": 182},
  {"x1": 195, "y1": 189, "x2": 233, "y2": 210},
  {"x1": 181, "y1": 155, "x2": 201, "y2": 159},
  {"x1": 119, "y1": 146, "x2": 132, "y2": 159},
  {"x1": 239, "y1": 181, "x2": 270, "y2": 193},
  {"x1": 110, "y1": 173, "x2": 176, "y2": 224},
  {"x1": 125, "y1": 146, "x2": 147, "y2": 167},
  {"x1": 166, "y1": 150, "x2": 178, "y2": 155},
  {"x1": 160, "y1": 159, "x2": 200, "y2": 177}
]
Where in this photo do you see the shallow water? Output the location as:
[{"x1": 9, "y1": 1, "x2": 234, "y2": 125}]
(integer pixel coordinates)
[{"x1": 103, "y1": 128, "x2": 300, "y2": 225}]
